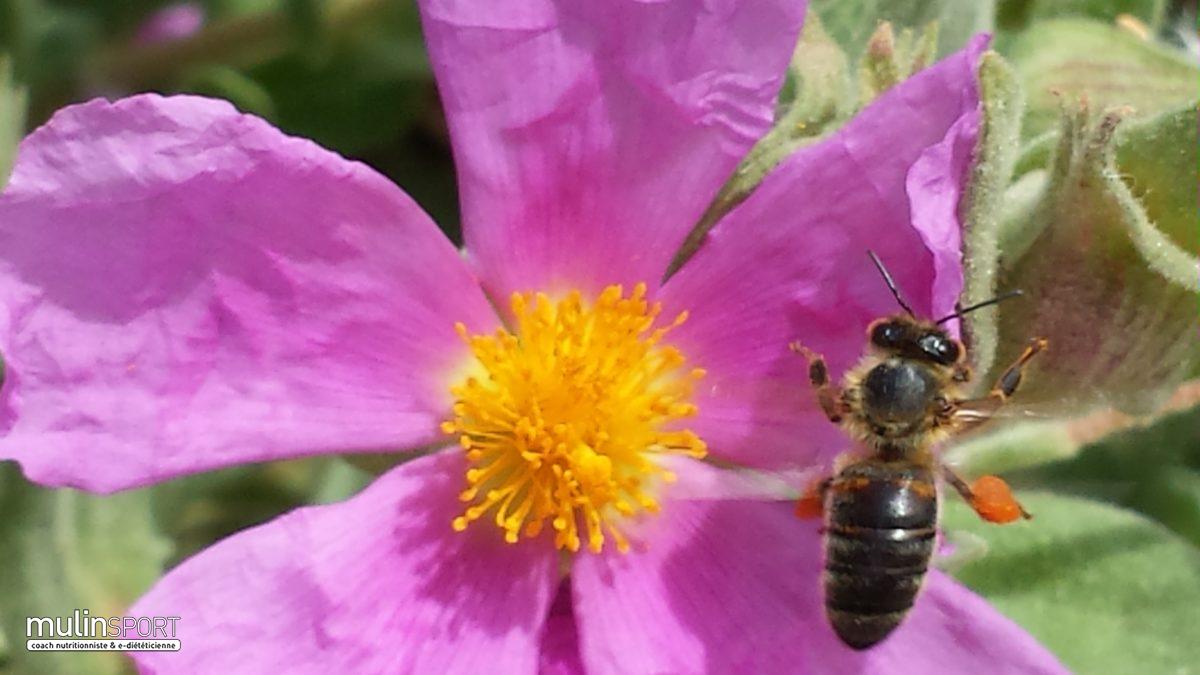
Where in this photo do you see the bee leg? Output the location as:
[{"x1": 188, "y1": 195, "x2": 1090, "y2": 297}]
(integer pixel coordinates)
[
  {"x1": 989, "y1": 337, "x2": 1049, "y2": 403},
  {"x1": 949, "y1": 337, "x2": 1048, "y2": 432},
  {"x1": 795, "y1": 476, "x2": 831, "y2": 519},
  {"x1": 940, "y1": 340, "x2": 1046, "y2": 523},
  {"x1": 941, "y1": 465, "x2": 1032, "y2": 523},
  {"x1": 788, "y1": 342, "x2": 844, "y2": 423}
]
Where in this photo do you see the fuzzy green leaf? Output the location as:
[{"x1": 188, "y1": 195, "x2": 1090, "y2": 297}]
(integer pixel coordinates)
[
  {"x1": 812, "y1": 0, "x2": 994, "y2": 59},
  {"x1": 945, "y1": 419, "x2": 1083, "y2": 476},
  {"x1": 959, "y1": 51, "x2": 1025, "y2": 382},
  {"x1": 777, "y1": 11, "x2": 854, "y2": 128},
  {"x1": 989, "y1": 401, "x2": 1200, "y2": 546},
  {"x1": 856, "y1": 21, "x2": 941, "y2": 103},
  {"x1": 1115, "y1": 104, "x2": 1199, "y2": 256},
  {"x1": 988, "y1": 104, "x2": 1199, "y2": 415},
  {"x1": 1008, "y1": 19, "x2": 1199, "y2": 138},
  {"x1": 944, "y1": 493, "x2": 1200, "y2": 675},
  {"x1": 946, "y1": 382, "x2": 1198, "y2": 470},
  {"x1": 0, "y1": 466, "x2": 170, "y2": 675}
]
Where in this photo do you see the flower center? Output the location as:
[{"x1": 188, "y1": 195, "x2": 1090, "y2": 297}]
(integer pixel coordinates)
[{"x1": 442, "y1": 283, "x2": 706, "y2": 554}]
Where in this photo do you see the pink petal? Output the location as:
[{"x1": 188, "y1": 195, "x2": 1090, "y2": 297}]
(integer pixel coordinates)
[
  {"x1": 539, "y1": 581, "x2": 585, "y2": 675},
  {"x1": 130, "y1": 450, "x2": 559, "y2": 674},
  {"x1": 660, "y1": 37, "x2": 988, "y2": 469},
  {"x1": 418, "y1": 0, "x2": 808, "y2": 300},
  {"x1": 0, "y1": 95, "x2": 497, "y2": 492},
  {"x1": 879, "y1": 572, "x2": 1068, "y2": 675},
  {"x1": 571, "y1": 488, "x2": 1065, "y2": 673}
]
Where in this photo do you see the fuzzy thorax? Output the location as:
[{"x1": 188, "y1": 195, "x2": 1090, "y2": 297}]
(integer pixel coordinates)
[{"x1": 838, "y1": 350, "x2": 965, "y2": 458}]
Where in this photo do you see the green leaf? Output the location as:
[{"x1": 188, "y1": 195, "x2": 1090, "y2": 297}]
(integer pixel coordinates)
[
  {"x1": 0, "y1": 465, "x2": 170, "y2": 675},
  {"x1": 150, "y1": 457, "x2": 345, "y2": 566},
  {"x1": 946, "y1": 380, "x2": 1198, "y2": 472},
  {"x1": 1008, "y1": 19, "x2": 1199, "y2": 138},
  {"x1": 283, "y1": 0, "x2": 323, "y2": 43},
  {"x1": 1128, "y1": 465, "x2": 1200, "y2": 549},
  {"x1": 813, "y1": 0, "x2": 994, "y2": 59},
  {"x1": 0, "y1": 55, "x2": 26, "y2": 190},
  {"x1": 242, "y1": 1, "x2": 429, "y2": 154},
  {"x1": 960, "y1": 51, "x2": 1025, "y2": 381},
  {"x1": 248, "y1": 38, "x2": 425, "y2": 154},
  {"x1": 1114, "y1": 103, "x2": 1199, "y2": 256},
  {"x1": 311, "y1": 459, "x2": 372, "y2": 504},
  {"x1": 990, "y1": 401, "x2": 1200, "y2": 546},
  {"x1": 779, "y1": 11, "x2": 854, "y2": 128},
  {"x1": 857, "y1": 21, "x2": 903, "y2": 102},
  {"x1": 993, "y1": 168, "x2": 1048, "y2": 262},
  {"x1": 856, "y1": 21, "x2": 941, "y2": 103},
  {"x1": 988, "y1": 104, "x2": 1199, "y2": 415},
  {"x1": 945, "y1": 493, "x2": 1200, "y2": 675},
  {"x1": 945, "y1": 418, "x2": 1082, "y2": 477}
]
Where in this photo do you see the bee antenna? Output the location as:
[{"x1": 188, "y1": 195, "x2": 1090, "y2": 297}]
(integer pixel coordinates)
[
  {"x1": 867, "y1": 250, "x2": 915, "y2": 317},
  {"x1": 935, "y1": 289, "x2": 1024, "y2": 324}
]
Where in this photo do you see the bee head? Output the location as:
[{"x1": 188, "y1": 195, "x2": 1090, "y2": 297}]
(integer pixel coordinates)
[
  {"x1": 867, "y1": 316, "x2": 962, "y2": 366},
  {"x1": 862, "y1": 249, "x2": 1018, "y2": 369}
]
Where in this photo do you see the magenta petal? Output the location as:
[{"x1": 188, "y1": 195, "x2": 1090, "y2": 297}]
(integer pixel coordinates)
[
  {"x1": 571, "y1": 493, "x2": 1065, "y2": 674},
  {"x1": 538, "y1": 581, "x2": 585, "y2": 675},
  {"x1": 130, "y1": 450, "x2": 559, "y2": 674},
  {"x1": 0, "y1": 95, "x2": 497, "y2": 492},
  {"x1": 871, "y1": 571, "x2": 1069, "y2": 675},
  {"x1": 418, "y1": 0, "x2": 807, "y2": 299},
  {"x1": 661, "y1": 37, "x2": 988, "y2": 469}
]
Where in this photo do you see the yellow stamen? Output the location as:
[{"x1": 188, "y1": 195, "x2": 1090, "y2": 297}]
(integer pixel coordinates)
[{"x1": 443, "y1": 283, "x2": 706, "y2": 554}]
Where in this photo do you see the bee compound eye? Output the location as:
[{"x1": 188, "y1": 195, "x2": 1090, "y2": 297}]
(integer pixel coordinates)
[
  {"x1": 871, "y1": 322, "x2": 904, "y2": 348},
  {"x1": 941, "y1": 340, "x2": 961, "y2": 363},
  {"x1": 919, "y1": 334, "x2": 959, "y2": 364}
]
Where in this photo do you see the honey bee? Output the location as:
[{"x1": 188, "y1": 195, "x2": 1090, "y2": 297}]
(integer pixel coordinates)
[{"x1": 790, "y1": 251, "x2": 1046, "y2": 650}]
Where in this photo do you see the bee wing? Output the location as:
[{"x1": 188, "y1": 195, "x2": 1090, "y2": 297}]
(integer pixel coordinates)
[
  {"x1": 949, "y1": 396, "x2": 1005, "y2": 431},
  {"x1": 953, "y1": 398, "x2": 1075, "y2": 425},
  {"x1": 982, "y1": 406, "x2": 1059, "y2": 420}
]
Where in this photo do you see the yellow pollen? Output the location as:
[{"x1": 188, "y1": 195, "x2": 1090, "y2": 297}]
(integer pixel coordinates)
[{"x1": 443, "y1": 283, "x2": 706, "y2": 554}]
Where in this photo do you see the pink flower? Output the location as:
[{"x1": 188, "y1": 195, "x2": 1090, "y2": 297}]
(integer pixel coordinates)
[
  {"x1": 0, "y1": 1, "x2": 1066, "y2": 673},
  {"x1": 133, "y1": 3, "x2": 205, "y2": 45}
]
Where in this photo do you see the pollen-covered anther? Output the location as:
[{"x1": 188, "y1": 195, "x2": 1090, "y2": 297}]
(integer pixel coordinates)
[{"x1": 444, "y1": 283, "x2": 706, "y2": 554}]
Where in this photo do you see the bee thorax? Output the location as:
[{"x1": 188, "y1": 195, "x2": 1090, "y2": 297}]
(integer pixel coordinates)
[{"x1": 861, "y1": 360, "x2": 938, "y2": 428}]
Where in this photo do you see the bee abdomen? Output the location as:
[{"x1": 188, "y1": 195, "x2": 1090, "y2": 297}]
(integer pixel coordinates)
[{"x1": 823, "y1": 462, "x2": 937, "y2": 650}]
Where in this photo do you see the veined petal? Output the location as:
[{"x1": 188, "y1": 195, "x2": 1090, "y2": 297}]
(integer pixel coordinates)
[
  {"x1": 130, "y1": 451, "x2": 559, "y2": 674},
  {"x1": 660, "y1": 37, "x2": 988, "y2": 469},
  {"x1": 0, "y1": 95, "x2": 497, "y2": 492},
  {"x1": 418, "y1": 0, "x2": 807, "y2": 300},
  {"x1": 539, "y1": 581, "x2": 585, "y2": 675},
  {"x1": 571, "y1": 480, "x2": 1065, "y2": 674}
]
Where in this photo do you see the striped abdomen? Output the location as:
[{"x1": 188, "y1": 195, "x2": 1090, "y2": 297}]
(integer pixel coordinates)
[{"x1": 823, "y1": 460, "x2": 937, "y2": 650}]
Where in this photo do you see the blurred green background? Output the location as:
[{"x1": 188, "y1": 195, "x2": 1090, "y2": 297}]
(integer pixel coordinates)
[{"x1": 1, "y1": 0, "x2": 1198, "y2": 673}]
